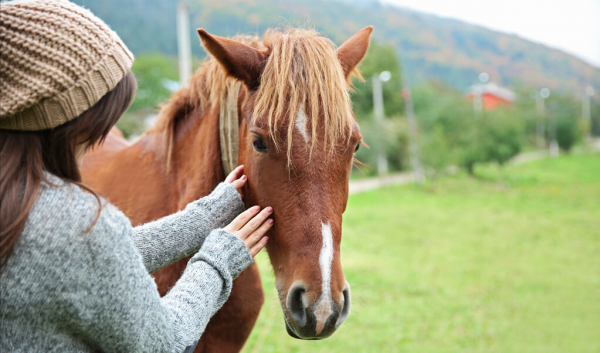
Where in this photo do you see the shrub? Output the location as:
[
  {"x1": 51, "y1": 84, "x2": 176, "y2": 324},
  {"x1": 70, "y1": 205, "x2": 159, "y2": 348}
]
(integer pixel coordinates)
[
  {"x1": 419, "y1": 125, "x2": 456, "y2": 174},
  {"x1": 480, "y1": 109, "x2": 524, "y2": 165},
  {"x1": 551, "y1": 96, "x2": 583, "y2": 152},
  {"x1": 555, "y1": 115, "x2": 580, "y2": 152},
  {"x1": 354, "y1": 117, "x2": 409, "y2": 175},
  {"x1": 129, "y1": 53, "x2": 179, "y2": 112}
]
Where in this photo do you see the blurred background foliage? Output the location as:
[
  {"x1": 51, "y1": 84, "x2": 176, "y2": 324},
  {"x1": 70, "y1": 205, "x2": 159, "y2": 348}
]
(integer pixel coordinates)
[
  {"x1": 70, "y1": 0, "x2": 599, "y2": 177},
  {"x1": 71, "y1": 0, "x2": 600, "y2": 92},
  {"x1": 115, "y1": 54, "x2": 180, "y2": 136},
  {"x1": 129, "y1": 54, "x2": 179, "y2": 112},
  {"x1": 350, "y1": 41, "x2": 405, "y2": 117}
]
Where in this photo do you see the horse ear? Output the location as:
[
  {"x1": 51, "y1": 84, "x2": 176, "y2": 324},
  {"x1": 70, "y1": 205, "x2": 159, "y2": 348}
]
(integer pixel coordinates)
[
  {"x1": 197, "y1": 29, "x2": 267, "y2": 90},
  {"x1": 336, "y1": 26, "x2": 373, "y2": 79}
]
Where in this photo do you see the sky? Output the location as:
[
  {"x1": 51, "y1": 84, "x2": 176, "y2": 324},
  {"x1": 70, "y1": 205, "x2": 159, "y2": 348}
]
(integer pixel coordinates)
[{"x1": 381, "y1": 0, "x2": 600, "y2": 67}]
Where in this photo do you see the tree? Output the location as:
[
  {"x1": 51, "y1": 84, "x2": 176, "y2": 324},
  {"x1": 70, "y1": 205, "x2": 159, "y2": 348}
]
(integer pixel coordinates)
[
  {"x1": 546, "y1": 93, "x2": 582, "y2": 152},
  {"x1": 412, "y1": 81, "x2": 523, "y2": 175},
  {"x1": 116, "y1": 54, "x2": 179, "y2": 138},
  {"x1": 350, "y1": 40, "x2": 404, "y2": 120},
  {"x1": 350, "y1": 41, "x2": 406, "y2": 174},
  {"x1": 128, "y1": 54, "x2": 179, "y2": 113}
]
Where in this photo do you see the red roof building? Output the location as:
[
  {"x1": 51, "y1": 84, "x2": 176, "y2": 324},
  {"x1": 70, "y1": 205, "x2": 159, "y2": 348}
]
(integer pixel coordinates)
[{"x1": 466, "y1": 82, "x2": 515, "y2": 110}]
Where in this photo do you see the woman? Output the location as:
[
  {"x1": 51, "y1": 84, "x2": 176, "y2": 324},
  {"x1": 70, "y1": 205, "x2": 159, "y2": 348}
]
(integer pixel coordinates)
[{"x1": 0, "y1": 1, "x2": 271, "y2": 352}]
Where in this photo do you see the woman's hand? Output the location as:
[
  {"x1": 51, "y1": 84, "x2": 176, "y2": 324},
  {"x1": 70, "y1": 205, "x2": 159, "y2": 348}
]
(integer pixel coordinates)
[
  {"x1": 225, "y1": 165, "x2": 246, "y2": 196},
  {"x1": 224, "y1": 206, "x2": 272, "y2": 257}
]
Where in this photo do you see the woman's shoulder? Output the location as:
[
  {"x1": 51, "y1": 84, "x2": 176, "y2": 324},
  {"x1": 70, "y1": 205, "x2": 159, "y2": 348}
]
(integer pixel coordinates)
[
  {"x1": 12, "y1": 174, "x2": 137, "y2": 276},
  {"x1": 26, "y1": 173, "x2": 131, "y2": 239}
]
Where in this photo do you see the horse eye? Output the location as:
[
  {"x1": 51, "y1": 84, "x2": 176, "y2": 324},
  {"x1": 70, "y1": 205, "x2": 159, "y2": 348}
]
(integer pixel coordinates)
[
  {"x1": 354, "y1": 142, "x2": 361, "y2": 153},
  {"x1": 253, "y1": 137, "x2": 268, "y2": 153}
]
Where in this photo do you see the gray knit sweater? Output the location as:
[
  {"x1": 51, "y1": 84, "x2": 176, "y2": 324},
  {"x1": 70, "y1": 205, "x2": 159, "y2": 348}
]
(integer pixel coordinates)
[{"x1": 0, "y1": 174, "x2": 253, "y2": 353}]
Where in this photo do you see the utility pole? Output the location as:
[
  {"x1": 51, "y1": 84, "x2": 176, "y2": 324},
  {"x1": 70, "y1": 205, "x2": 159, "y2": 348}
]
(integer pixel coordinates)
[
  {"x1": 473, "y1": 72, "x2": 489, "y2": 117},
  {"x1": 473, "y1": 85, "x2": 483, "y2": 117},
  {"x1": 535, "y1": 92, "x2": 544, "y2": 148},
  {"x1": 401, "y1": 78, "x2": 424, "y2": 184},
  {"x1": 536, "y1": 88, "x2": 550, "y2": 149},
  {"x1": 177, "y1": 2, "x2": 192, "y2": 85},
  {"x1": 372, "y1": 72, "x2": 390, "y2": 176},
  {"x1": 583, "y1": 86, "x2": 595, "y2": 140},
  {"x1": 548, "y1": 101, "x2": 559, "y2": 157}
]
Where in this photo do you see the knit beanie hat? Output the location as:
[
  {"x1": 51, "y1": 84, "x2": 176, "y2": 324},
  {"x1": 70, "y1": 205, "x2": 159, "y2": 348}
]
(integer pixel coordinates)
[{"x1": 0, "y1": 0, "x2": 134, "y2": 131}]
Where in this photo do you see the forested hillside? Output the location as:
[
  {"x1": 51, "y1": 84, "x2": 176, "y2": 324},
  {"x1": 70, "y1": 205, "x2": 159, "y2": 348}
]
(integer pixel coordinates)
[{"x1": 72, "y1": 0, "x2": 599, "y2": 93}]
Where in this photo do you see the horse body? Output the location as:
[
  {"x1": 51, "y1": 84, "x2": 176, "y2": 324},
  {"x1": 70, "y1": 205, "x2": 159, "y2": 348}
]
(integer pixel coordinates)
[{"x1": 82, "y1": 27, "x2": 372, "y2": 352}]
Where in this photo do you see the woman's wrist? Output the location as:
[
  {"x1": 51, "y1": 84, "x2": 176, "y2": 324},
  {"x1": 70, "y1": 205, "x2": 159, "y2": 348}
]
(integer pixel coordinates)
[
  {"x1": 191, "y1": 229, "x2": 254, "y2": 279},
  {"x1": 183, "y1": 181, "x2": 245, "y2": 232}
]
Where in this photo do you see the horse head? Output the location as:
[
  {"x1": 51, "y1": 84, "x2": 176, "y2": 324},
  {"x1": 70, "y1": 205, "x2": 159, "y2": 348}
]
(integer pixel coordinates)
[{"x1": 198, "y1": 27, "x2": 372, "y2": 340}]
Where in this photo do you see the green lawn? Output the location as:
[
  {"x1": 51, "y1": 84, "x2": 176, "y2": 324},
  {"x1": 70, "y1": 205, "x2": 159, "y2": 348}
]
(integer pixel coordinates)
[{"x1": 242, "y1": 153, "x2": 600, "y2": 353}]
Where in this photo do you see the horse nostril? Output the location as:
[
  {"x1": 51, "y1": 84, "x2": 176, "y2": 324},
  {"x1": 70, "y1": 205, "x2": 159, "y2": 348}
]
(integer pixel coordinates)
[
  {"x1": 337, "y1": 283, "x2": 351, "y2": 328},
  {"x1": 287, "y1": 283, "x2": 308, "y2": 327}
]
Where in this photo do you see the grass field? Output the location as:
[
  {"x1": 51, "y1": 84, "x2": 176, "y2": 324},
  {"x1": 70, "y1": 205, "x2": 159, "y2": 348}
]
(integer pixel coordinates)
[{"x1": 242, "y1": 153, "x2": 600, "y2": 353}]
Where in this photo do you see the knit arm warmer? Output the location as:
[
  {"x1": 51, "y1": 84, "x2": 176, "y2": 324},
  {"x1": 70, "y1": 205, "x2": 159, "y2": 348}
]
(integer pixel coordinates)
[
  {"x1": 163, "y1": 230, "x2": 254, "y2": 351},
  {"x1": 132, "y1": 183, "x2": 245, "y2": 273},
  {"x1": 84, "y1": 207, "x2": 253, "y2": 353}
]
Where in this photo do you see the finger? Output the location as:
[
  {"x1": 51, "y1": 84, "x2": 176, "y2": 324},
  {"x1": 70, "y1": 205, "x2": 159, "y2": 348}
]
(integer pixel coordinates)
[
  {"x1": 230, "y1": 175, "x2": 247, "y2": 190},
  {"x1": 244, "y1": 218, "x2": 273, "y2": 248},
  {"x1": 225, "y1": 165, "x2": 244, "y2": 184},
  {"x1": 239, "y1": 207, "x2": 273, "y2": 237},
  {"x1": 224, "y1": 206, "x2": 260, "y2": 233},
  {"x1": 250, "y1": 236, "x2": 269, "y2": 257}
]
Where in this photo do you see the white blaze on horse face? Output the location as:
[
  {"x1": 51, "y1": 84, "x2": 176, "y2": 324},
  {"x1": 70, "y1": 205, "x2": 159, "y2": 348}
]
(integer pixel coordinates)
[
  {"x1": 314, "y1": 222, "x2": 334, "y2": 335},
  {"x1": 295, "y1": 104, "x2": 310, "y2": 143}
]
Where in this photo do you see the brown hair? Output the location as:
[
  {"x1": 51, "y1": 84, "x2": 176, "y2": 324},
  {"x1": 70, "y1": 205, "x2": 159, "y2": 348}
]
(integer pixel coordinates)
[{"x1": 0, "y1": 71, "x2": 137, "y2": 270}]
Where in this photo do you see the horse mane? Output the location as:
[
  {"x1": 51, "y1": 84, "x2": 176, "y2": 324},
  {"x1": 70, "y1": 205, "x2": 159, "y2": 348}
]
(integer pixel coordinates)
[
  {"x1": 149, "y1": 29, "x2": 355, "y2": 168},
  {"x1": 148, "y1": 35, "x2": 263, "y2": 168}
]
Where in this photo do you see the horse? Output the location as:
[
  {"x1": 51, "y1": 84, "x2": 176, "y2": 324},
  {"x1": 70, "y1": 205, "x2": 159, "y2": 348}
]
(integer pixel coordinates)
[{"x1": 81, "y1": 26, "x2": 372, "y2": 352}]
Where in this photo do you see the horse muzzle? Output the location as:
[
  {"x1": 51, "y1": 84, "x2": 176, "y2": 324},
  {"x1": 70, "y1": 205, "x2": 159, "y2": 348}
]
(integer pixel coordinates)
[{"x1": 283, "y1": 281, "x2": 351, "y2": 339}]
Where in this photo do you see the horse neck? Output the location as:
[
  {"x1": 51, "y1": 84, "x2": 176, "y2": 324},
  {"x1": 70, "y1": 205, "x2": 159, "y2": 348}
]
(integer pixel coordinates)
[
  {"x1": 138, "y1": 75, "x2": 250, "y2": 212},
  {"x1": 176, "y1": 106, "x2": 229, "y2": 209},
  {"x1": 135, "y1": 104, "x2": 226, "y2": 211}
]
